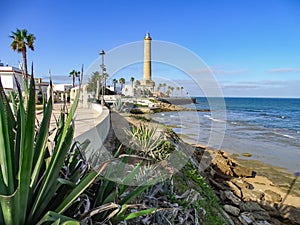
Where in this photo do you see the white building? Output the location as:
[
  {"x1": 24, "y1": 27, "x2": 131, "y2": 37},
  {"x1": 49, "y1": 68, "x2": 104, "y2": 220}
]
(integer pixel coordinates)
[
  {"x1": 0, "y1": 64, "x2": 52, "y2": 103},
  {"x1": 122, "y1": 84, "x2": 134, "y2": 96},
  {"x1": 53, "y1": 84, "x2": 72, "y2": 92},
  {"x1": 0, "y1": 65, "x2": 24, "y2": 93}
]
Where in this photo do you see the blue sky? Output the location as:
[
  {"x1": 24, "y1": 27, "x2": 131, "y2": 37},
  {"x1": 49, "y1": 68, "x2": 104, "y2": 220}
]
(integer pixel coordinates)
[{"x1": 1, "y1": 0, "x2": 300, "y2": 97}]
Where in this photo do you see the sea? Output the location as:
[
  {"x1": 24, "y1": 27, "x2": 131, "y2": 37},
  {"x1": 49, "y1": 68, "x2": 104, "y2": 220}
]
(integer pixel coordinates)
[{"x1": 150, "y1": 97, "x2": 300, "y2": 173}]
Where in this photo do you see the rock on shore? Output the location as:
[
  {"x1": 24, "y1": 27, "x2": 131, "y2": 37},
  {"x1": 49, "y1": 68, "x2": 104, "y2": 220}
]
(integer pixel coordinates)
[
  {"x1": 110, "y1": 111, "x2": 300, "y2": 225},
  {"x1": 196, "y1": 149, "x2": 300, "y2": 225}
]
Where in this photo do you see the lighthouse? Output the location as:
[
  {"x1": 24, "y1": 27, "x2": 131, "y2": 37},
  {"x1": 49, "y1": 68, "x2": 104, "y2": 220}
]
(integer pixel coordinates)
[{"x1": 142, "y1": 32, "x2": 155, "y2": 91}]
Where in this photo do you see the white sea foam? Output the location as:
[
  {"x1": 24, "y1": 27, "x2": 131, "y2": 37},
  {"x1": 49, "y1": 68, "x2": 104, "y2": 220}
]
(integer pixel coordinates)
[
  {"x1": 274, "y1": 132, "x2": 297, "y2": 139},
  {"x1": 204, "y1": 114, "x2": 226, "y2": 123}
]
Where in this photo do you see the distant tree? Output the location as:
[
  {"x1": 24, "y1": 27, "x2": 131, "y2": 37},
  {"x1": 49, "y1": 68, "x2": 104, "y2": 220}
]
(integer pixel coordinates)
[
  {"x1": 130, "y1": 77, "x2": 135, "y2": 88},
  {"x1": 113, "y1": 78, "x2": 118, "y2": 93},
  {"x1": 135, "y1": 80, "x2": 141, "y2": 87},
  {"x1": 119, "y1": 77, "x2": 125, "y2": 94},
  {"x1": 163, "y1": 83, "x2": 166, "y2": 93},
  {"x1": 87, "y1": 71, "x2": 102, "y2": 92},
  {"x1": 176, "y1": 86, "x2": 180, "y2": 96},
  {"x1": 156, "y1": 83, "x2": 162, "y2": 92},
  {"x1": 134, "y1": 80, "x2": 141, "y2": 97},
  {"x1": 168, "y1": 86, "x2": 174, "y2": 96},
  {"x1": 180, "y1": 86, "x2": 184, "y2": 96},
  {"x1": 166, "y1": 89, "x2": 171, "y2": 97},
  {"x1": 9, "y1": 28, "x2": 36, "y2": 86},
  {"x1": 69, "y1": 70, "x2": 80, "y2": 87},
  {"x1": 102, "y1": 72, "x2": 109, "y2": 95}
]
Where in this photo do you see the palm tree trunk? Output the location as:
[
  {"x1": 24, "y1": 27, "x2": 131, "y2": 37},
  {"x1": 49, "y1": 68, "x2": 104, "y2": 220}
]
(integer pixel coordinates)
[{"x1": 22, "y1": 48, "x2": 28, "y2": 86}]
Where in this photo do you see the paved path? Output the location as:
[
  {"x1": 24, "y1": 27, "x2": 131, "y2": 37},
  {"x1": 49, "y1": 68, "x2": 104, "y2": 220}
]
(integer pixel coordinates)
[
  {"x1": 73, "y1": 106, "x2": 103, "y2": 138},
  {"x1": 38, "y1": 103, "x2": 106, "y2": 140}
]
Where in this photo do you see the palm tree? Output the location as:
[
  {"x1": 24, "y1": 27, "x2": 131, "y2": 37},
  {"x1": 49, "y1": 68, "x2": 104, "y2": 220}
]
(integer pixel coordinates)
[
  {"x1": 176, "y1": 86, "x2": 180, "y2": 97},
  {"x1": 130, "y1": 77, "x2": 135, "y2": 88},
  {"x1": 119, "y1": 78, "x2": 125, "y2": 94},
  {"x1": 166, "y1": 89, "x2": 171, "y2": 97},
  {"x1": 180, "y1": 86, "x2": 184, "y2": 96},
  {"x1": 130, "y1": 77, "x2": 135, "y2": 96},
  {"x1": 9, "y1": 28, "x2": 36, "y2": 86},
  {"x1": 113, "y1": 78, "x2": 118, "y2": 93},
  {"x1": 87, "y1": 71, "x2": 101, "y2": 93},
  {"x1": 163, "y1": 83, "x2": 166, "y2": 93},
  {"x1": 135, "y1": 80, "x2": 141, "y2": 97},
  {"x1": 156, "y1": 83, "x2": 162, "y2": 92},
  {"x1": 69, "y1": 70, "x2": 80, "y2": 87},
  {"x1": 168, "y1": 86, "x2": 174, "y2": 97}
]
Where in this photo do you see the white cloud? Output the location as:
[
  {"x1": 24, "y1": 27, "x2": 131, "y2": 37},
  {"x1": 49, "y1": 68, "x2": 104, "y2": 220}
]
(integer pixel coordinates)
[
  {"x1": 221, "y1": 80, "x2": 300, "y2": 97},
  {"x1": 267, "y1": 68, "x2": 300, "y2": 73}
]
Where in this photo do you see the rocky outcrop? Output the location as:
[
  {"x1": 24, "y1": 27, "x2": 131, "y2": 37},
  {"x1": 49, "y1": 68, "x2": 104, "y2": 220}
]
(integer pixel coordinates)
[
  {"x1": 154, "y1": 100, "x2": 210, "y2": 112},
  {"x1": 199, "y1": 150, "x2": 300, "y2": 225}
]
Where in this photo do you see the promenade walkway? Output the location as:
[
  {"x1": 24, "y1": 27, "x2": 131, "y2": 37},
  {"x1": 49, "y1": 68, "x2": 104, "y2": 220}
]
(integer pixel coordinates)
[{"x1": 47, "y1": 103, "x2": 109, "y2": 139}]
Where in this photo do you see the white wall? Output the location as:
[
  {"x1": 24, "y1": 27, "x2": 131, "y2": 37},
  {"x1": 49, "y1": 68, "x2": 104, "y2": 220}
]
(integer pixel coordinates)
[
  {"x1": 74, "y1": 104, "x2": 111, "y2": 169},
  {"x1": 0, "y1": 66, "x2": 23, "y2": 91}
]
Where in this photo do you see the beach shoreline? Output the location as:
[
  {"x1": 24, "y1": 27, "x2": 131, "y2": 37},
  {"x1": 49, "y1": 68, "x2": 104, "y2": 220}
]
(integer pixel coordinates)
[
  {"x1": 125, "y1": 113, "x2": 300, "y2": 200},
  {"x1": 178, "y1": 137, "x2": 300, "y2": 199},
  {"x1": 122, "y1": 112, "x2": 300, "y2": 224}
]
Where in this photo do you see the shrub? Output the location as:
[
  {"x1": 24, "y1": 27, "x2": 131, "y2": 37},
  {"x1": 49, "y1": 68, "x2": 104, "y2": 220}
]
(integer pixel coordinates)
[{"x1": 0, "y1": 76, "x2": 98, "y2": 225}]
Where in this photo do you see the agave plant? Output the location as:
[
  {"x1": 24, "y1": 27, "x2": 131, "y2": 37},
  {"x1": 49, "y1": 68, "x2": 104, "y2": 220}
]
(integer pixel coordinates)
[
  {"x1": 79, "y1": 149, "x2": 158, "y2": 224},
  {"x1": 125, "y1": 124, "x2": 176, "y2": 161},
  {"x1": 124, "y1": 124, "x2": 163, "y2": 159},
  {"x1": 113, "y1": 96, "x2": 124, "y2": 112},
  {"x1": 0, "y1": 74, "x2": 99, "y2": 225}
]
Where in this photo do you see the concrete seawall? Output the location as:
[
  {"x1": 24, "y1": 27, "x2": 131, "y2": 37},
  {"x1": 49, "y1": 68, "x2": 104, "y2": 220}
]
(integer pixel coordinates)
[{"x1": 74, "y1": 103, "x2": 111, "y2": 167}]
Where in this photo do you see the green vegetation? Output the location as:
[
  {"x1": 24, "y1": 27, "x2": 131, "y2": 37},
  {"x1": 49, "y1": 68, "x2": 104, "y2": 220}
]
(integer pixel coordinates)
[
  {"x1": 9, "y1": 28, "x2": 35, "y2": 85},
  {"x1": 87, "y1": 157, "x2": 157, "y2": 224},
  {"x1": 173, "y1": 162, "x2": 227, "y2": 225},
  {"x1": 113, "y1": 78, "x2": 118, "y2": 92},
  {"x1": 241, "y1": 152, "x2": 252, "y2": 157},
  {"x1": 134, "y1": 103, "x2": 148, "y2": 107},
  {"x1": 0, "y1": 75, "x2": 96, "y2": 225},
  {"x1": 69, "y1": 70, "x2": 80, "y2": 87},
  {"x1": 0, "y1": 75, "x2": 158, "y2": 224},
  {"x1": 113, "y1": 96, "x2": 124, "y2": 112},
  {"x1": 87, "y1": 71, "x2": 101, "y2": 93},
  {"x1": 129, "y1": 115, "x2": 152, "y2": 122},
  {"x1": 130, "y1": 76, "x2": 135, "y2": 89},
  {"x1": 125, "y1": 124, "x2": 175, "y2": 161},
  {"x1": 119, "y1": 77, "x2": 125, "y2": 93},
  {"x1": 3, "y1": 28, "x2": 227, "y2": 224}
]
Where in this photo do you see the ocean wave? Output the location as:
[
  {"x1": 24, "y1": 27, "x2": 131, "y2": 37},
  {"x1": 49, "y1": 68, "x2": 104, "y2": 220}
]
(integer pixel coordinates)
[
  {"x1": 259, "y1": 113, "x2": 287, "y2": 119},
  {"x1": 204, "y1": 114, "x2": 226, "y2": 123},
  {"x1": 274, "y1": 132, "x2": 297, "y2": 140}
]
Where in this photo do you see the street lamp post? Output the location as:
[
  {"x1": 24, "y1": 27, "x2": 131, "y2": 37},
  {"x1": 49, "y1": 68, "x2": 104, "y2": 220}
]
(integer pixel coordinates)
[{"x1": 99, "y1": 50, "x2": 106, "y2": 105}]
